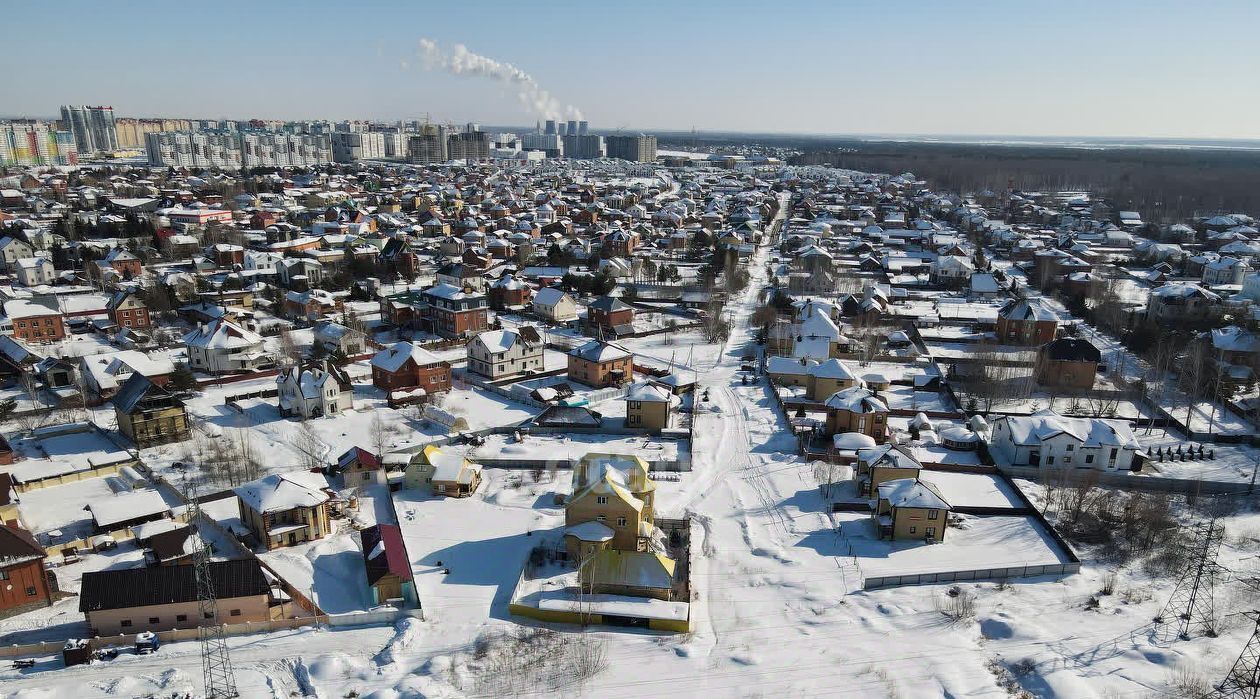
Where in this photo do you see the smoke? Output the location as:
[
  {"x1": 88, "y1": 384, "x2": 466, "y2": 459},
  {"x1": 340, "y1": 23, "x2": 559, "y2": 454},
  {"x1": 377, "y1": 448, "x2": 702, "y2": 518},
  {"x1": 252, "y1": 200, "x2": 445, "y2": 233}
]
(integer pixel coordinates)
[{"x1": 413, "y1": 38, "x2": 582, "y2": 121}]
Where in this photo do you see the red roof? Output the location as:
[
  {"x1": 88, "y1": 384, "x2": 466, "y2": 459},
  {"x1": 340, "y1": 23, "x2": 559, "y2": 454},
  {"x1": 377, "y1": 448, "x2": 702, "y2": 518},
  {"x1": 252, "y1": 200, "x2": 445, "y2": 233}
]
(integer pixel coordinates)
[{"x1": 362, "y1": 524, "x2": 413, "y2": 585}]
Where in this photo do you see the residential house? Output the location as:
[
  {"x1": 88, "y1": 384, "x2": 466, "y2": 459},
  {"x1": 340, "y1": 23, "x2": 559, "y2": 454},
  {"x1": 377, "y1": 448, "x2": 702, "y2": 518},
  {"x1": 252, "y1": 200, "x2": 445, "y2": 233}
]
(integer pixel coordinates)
[
  {"x1": 1203, "y1": 256, "x2": 1249, "y2": 287},
  {"x1": 532, "y1": 287, "x2": 579, "y2": 323},
  {"x1": 313, "y1": 320, "x2": 367, "y2": 357},
  {"x1": 563, "y1": 454, "x2": 659, "y2": 560},
  {"x1": 4, "y1": 297, "x2": 65, "y2": 343},
  {"x1": 567, "y1": 340, "x2": 634, "y2": 388},
  {"x1": 466, "y1": 326, "x2": 545, "y2": 379},
  {"x1": 1036, "y1": 338, "x2": 1101, "y2": 390},
  {"x1": 487, "y1": 274, "x2": 532, "y2": 310},
  {"x1": 929, "y1": 255, "x2": 975, "y2": 288},
  {"x1": 0, "y1": 524, "x2": 52, "y2": 620},
  {"x1": 422, "y1": 283, "x2": 489, "y2": 339},
  {"x1": 624, "y1": 380, "x2": 677, "y2": 432},
  {"x1": 284, "y1": 289, "x2": 342, "y2": 322},
  {"x1": 824, "y1": 386, "x2": 889, "y2": 441},
  {"x1": 404, "y1": 444, "x2": 483, "y2": 496},
  {"x1": 276, "y1": 362, "x2": 351, "y2": 419},
  {"x1": 0, "y1": 237, "x2": 35, "y2": 270},
  {"x1": 97, "y1": 248, "x2": 143, "y2": 279},
  {"x1": 370, "y1": 341, "x2": 452, "y2": 394},
  {"x1": 79, "y1": 559, "x2": 272, "y2": 635},
  {"x1": 1208, "y1": 326, "x2": 1260, "y2": 381},
  {"x1": 107, "y1": 290, "x2": 151, "y2": 330},
  {"x1": 1147, "y1": 282, "x2": 1221, "y2": 325},
  {"x1": 336, "y1": 447, "x2": 384, "y2": 486},
  {"x1": 995, "y1": 297, "x2": 1061, "y2": 345},
  {"x1": 81, "y1": 349, "x2": 174, "y2": 404},
  {"x1": 360, "y1": 524, "x2": 417, "y2": 607},
  {"x1": 434, "y1": 262, "x2": 486, "y2": 292},
  {"x1": 854, "y1": 444, "x2": 923, "y2": 498},
  {"x1": 183, "y1": 318, "x2": 269, "y2": 374},
  {"x1": 988, "y1": 410, "x2": 1141, "y2": 471},
  {"x1": 586, "y1": 296, "x2": 636, "y2": 337},
  {"x1": 234, "y1": 471, "x2": 332, "y2": 550},
  {"x1": 14, "y1": 257, "x2": 55, "y2": 287},
  {"x1": 113, "y1": 374, "x2": 191, "y2": 447},
  {"x1": 873, "y1": 478, "x2": 951, "y2": 541}
]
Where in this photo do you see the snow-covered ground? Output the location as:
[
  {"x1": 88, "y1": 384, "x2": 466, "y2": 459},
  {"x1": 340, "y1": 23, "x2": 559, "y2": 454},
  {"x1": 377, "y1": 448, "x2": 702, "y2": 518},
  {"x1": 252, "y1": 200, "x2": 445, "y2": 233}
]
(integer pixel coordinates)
[{"x1": 12, "y1": 235, "x2": 1260, "y2": 697}]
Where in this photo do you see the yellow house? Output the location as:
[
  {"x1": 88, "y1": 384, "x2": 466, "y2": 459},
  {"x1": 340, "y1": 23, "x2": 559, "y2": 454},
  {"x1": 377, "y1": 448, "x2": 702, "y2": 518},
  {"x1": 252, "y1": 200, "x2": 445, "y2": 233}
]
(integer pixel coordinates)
[
  {"x1": 807, "y1": 358, "x2": 863, "y2": 401},
  {"x1": 112, "y1": 374, "x2": 190, "y2": 448},
  {"x1": 564, "y1": 453, "x2": 658, "y2": 560},
  {"x1": 824, "y1": 386, "x2": 889, "y2": 442},
  {"x1": 233, "y1": 471, "x2": 332, "y2": 550},
  {"x1": 404, "y1": 444, "x2": 483, "y2": 497},
  {"x1": 855, "y1": 444, "x2": 923, "y2": 498},
  {"x1": 873, "y1": 478, "x2": 950, "y2": 542},
  {"x1": 625, "y1": 381, "x2": 676, "y2": 432}
]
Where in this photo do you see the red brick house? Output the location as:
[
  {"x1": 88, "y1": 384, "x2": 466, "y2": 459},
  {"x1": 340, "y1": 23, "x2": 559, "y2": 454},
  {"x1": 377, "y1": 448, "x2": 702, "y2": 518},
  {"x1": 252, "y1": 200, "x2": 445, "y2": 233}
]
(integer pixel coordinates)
[
  {"x1": 107, "y1": 290, "x2": 152, "y2": 330},
  {"x1": 586, "y1": 296, "x2": 636, "y2": 336},
  {"x1": 488, "y1": 275, "x2": 532, "y2": 311},
  {"x1": 4, "y1": 297, "x2": 65, "y2": 342},
  {"x1": 995, "y1": 298, "x2": 1060, "y2": 345},
  {"x1": 371, "y1": 341, "x2": 452, "y2": 393},
  {"x1": 0, "y1": 524, "x2": 53, "y2": 620},
  {"x1": 102, "y1": 248, "x2": 143, "y2": 278},
  {"x1": 211, "y1": 244, "x2": 245, "y2": 268},
  {"x1": 422, "y1": 284, "x2": 489, "y2": 339}
]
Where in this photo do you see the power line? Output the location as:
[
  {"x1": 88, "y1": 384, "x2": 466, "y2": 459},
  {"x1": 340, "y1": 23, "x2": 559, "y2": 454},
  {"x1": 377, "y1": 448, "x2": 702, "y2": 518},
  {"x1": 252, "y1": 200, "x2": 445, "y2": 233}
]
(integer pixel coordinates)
[{"x1": 1153, "y1": 517, "x2": 1226, "y2": 643}]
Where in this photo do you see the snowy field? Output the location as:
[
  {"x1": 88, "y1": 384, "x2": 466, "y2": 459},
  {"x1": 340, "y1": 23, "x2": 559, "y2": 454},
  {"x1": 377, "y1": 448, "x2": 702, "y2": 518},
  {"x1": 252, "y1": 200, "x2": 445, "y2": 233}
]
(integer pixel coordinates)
[{"x1": 13, "y1": 243, "x2": 1260, "y2": 698}]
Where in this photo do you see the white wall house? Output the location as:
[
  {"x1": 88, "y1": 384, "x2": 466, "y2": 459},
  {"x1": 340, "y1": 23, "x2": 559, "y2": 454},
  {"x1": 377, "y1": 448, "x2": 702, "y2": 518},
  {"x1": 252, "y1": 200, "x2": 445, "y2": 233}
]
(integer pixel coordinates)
[
  {"x1": 14, "y1": 257, "x2": 55, "y2": 286},
  {"x1": 182, "y1": 318, "x2": 268, "y2": 374},
  {"x1": 466, "y1": 326, "x2": 545, "y2": 379},
  {"x1": 276, "y1": 363, "x2": 346, "y2": 419},
  {"x1": 988, "y1": 410, "x2": 1140, "y2": 472}
]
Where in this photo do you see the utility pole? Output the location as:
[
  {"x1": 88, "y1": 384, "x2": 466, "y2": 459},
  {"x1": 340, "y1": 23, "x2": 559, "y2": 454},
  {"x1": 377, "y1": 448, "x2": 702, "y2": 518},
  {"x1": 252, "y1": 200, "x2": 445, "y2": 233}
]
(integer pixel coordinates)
[
  {"x1": 1154, "y1": 518, "x2": 1225, "y2": 643},
  {"x1": 182, "y1": 467, "x2": 239, "y2": 698}
]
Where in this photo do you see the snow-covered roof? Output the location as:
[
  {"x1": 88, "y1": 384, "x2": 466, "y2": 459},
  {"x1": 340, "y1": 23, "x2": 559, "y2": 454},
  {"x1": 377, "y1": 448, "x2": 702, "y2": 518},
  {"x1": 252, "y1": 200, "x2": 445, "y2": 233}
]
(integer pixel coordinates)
[
  {"x1": 877, "y1": 478, "x2": 950, "y2": 511},
  {"x1": 371, "y1": 341, "x2": 444, "y2": 372},
  {"x1": 234, "y1": 471, "x2": 330, "y2": 514},
  {"x1": 824, "y1": 386, "x2": 888, "y2": 413},
  {"x1": 87, "y1": 490, "x2": 170, "y2": 529},
  {"x1": 182, "y1": 318, "x2": 263, "y2": 350}
]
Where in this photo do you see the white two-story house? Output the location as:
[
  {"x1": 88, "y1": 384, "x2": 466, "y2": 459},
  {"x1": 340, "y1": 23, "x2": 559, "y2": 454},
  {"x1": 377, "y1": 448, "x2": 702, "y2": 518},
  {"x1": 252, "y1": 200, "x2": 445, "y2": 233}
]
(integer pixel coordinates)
[{"x1": 466, "y1": 326, "x2": 545, "y2": 379}]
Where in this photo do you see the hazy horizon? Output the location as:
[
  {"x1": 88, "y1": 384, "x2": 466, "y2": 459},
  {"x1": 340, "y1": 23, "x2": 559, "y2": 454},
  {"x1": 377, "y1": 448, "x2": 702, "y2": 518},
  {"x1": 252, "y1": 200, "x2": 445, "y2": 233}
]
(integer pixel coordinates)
[{"x1": 8, "y1": 0, "x2": 1260, "y2": 141}]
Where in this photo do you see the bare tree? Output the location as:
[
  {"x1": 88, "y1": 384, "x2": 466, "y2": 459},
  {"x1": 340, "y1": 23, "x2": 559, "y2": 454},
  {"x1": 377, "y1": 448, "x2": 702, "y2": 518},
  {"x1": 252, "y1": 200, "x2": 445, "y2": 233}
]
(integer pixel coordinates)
[
  {"x1": 288, "y1": 421, "x2": 327, "y2": 471},
  {"x1": 369, "y1": 412, "x2": 396, "y2": 460}
]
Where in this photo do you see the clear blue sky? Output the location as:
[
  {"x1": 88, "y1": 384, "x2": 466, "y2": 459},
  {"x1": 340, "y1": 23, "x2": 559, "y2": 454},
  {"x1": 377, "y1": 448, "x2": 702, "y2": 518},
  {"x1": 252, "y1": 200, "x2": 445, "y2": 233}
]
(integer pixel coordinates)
[{"x1": 7, "y1": 0, "x2": 1259, "y2": 138}]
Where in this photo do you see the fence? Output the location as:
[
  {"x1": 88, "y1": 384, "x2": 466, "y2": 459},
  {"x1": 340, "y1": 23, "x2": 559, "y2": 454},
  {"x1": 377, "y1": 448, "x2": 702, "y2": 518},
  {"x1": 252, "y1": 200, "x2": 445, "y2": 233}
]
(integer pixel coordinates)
[
  {"x1": 862, "y1": 562, "x2": 1082, "y2": 590},
  {"x1": 0, "y1": 616, "x2": 329, "y2": 660},
  {"x1": 999, "y1": 465, "x2": 1253, "y2": 496}
]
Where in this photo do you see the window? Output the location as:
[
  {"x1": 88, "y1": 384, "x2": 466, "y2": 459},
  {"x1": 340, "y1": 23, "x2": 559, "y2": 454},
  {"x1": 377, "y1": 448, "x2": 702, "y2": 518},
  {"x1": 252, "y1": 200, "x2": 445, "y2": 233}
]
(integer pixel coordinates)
[
  {"x1": 204, "y1": 612, "x2": 214, "y2": 619},
  {"x1": 596, "y1": 496, "x2": 608, "y2": 505},
  {"x1": 597, "y1": 514, "x2": 607, "y2": 522},
  {"x1": 177, "y1": 614, "x2": 188, "y2": 623},
  {"x1": 928, "y1": 509, "x2": 938, "y2": 520},
  {"x1": 121, "y1": 620, "x2": 132, "y2": 627},
  {"x1": 1047, "y1": 456, "x2": 1055, "y2": 465},
  {"x1": 363, "y1": 472, "x2": 372, "y2": 482},
  {"x1": 909, "y1": 526, "x2": 916, "y2": 534},
  {"x1": 229, "y1": 609, "x2": 241, "y2": 617},
  {"x1": 0, "y1": 570, "x2": 8, "y2": 581},
  {"x1": 926, "y1": 527, "x2": 936, "y2": 537},
  {"x1": 149, "y1": 617, "x2": 160, "y2": 624},
  {"x1": 1063, "y1": 456, "x2": 1072, "y2": 464},
  {"x1": 1085, "y1": 454, "x2": 1095, "y2": 464},
  {"x1": 1066, "y1": 444, "x2": 1074, "y2": 451},
  {"x1": 617, "y1": 517, "x2": 627, "y2": 527},
  {"x1": 25, "y1": 586, "x2": 37, "y2": 596},
  {"x1": 1109, "y1": 448, "x2": 1119, "y2": 462}
]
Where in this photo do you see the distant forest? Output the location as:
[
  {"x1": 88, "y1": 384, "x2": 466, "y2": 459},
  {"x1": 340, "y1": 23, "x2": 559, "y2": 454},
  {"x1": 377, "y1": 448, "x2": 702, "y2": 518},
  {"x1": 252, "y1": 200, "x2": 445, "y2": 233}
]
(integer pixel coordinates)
[{"x1": 664, "y1": 134, "x2": 1260, "y2": 223}]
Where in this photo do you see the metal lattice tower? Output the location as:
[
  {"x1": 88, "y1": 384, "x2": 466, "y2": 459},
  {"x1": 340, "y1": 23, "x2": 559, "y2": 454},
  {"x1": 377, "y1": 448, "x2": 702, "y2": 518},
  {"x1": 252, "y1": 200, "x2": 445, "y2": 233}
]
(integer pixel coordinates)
[
  {"x1": 1154, "y1": 518, "x2": 1226, "y2": 643},
  {"x1": 185, "y1": 472, "x2": 239, "y2": 698},
  {"x1": 1216, "y1": 612, "x2": 1260, "y2": 699}
]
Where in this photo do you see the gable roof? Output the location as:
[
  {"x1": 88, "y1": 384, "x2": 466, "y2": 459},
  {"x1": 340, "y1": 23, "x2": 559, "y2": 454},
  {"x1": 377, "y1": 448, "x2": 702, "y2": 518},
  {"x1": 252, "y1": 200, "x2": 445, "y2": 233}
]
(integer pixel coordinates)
[
  {"x1": 234, "y1": 471, "x2": 330, "y2": 514},
  {"x1": 361, "y1": 523, "x2": 414, "y2": 586},
  {"x1": 79, "y1": 558, "x2": 269, "y2": 612}
]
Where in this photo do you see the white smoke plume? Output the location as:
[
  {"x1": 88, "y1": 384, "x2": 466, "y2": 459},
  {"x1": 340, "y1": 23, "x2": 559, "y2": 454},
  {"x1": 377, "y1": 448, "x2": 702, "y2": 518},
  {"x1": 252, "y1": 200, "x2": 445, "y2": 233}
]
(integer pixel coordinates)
[{"x1": 414, "y1": 38, "x2": 582, "y2": 121}]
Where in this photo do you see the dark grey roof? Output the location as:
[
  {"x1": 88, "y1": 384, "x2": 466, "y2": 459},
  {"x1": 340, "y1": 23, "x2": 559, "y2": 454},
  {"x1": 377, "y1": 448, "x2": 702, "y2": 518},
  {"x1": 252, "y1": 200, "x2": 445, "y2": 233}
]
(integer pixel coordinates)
[
  {"x1": 588, "y1": 296, "x2": 632, "y2": 313},
  {"x1": 80, "y1": 559, "x2": 268, "y2": 612},
  {"x1": 112, "y1": 373, "x2": 168, "y2": 414},
  {"x1": 1042, "y1": 337, "x2": 1102, "y2": 363},
  {"x1": 533, "y1": 405, "x2": 602, "y2": 427}
]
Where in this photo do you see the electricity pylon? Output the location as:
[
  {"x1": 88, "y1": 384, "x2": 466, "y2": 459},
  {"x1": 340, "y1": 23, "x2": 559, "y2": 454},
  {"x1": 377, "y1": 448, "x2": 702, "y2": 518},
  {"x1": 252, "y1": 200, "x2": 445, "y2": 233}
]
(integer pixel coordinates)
[
  {"x1": 184, "y1": 469, "x2": 239, "y2": 698},
  {"x1": 1154, "y1": 518, "x2": 1226, "y2": 643}
]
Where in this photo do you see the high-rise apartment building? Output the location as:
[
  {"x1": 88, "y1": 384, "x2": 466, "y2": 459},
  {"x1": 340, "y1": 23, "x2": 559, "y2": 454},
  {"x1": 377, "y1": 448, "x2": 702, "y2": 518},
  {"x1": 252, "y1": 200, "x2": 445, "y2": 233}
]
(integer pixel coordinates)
[
  {"x1": 0, "y1": 121, "x2": 78, "y2": 166},
  {"x1": 115, "y1": 118, "x2": 194, "y2": 148},
  {"x1": 60, "y1": 105, "x2": 119, "y2": 154},
  {"x1": 331, "y1": 131, "x2": 386, "y2": 162},
  {"x1": 521, "y1": 132, "x2": 563, "y2": 158},
  {"x1": 562, "y1": 133, "x2": 606, "y2": 160},
  {"x1": 407, "y1": 124, "x2": 449, "y2": 164},
  {"x1": 145, "y1": 131, "x2": 331, "y2": 168},
  {"x1": 606, "y1": 134, "x2": 658, "y2": 163},
  {"x1": 447, "y1": 131, "x2": 491, "y2": 162}
]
